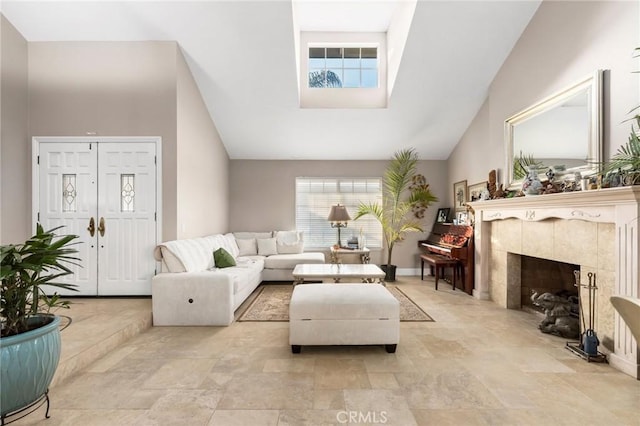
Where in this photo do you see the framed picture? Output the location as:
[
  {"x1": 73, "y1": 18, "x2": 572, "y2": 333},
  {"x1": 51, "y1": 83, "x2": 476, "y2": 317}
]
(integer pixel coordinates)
[
  {"x1": 468, "y1": 181, "x2": 487, "y2": 202},
  {"x1": 456, "y1": 211, "x2": 469, "y2": 225},
  {"x1": 435, "y1": 208, "x2": 450, "y2": 224},
  {"x1": 453, "y1": 180, "x2": 467, "y2": 212}
]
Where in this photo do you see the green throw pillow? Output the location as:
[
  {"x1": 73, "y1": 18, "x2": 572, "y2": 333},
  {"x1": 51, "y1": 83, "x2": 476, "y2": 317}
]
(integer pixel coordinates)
[{"x1": 214, "y1": 247, "x2": 236, "y2": 268}]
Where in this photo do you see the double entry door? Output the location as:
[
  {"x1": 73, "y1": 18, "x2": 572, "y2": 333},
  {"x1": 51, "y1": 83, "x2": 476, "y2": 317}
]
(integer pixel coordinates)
[{"x1": 34, "y1": 138, "x2": 160, "y2": 296}]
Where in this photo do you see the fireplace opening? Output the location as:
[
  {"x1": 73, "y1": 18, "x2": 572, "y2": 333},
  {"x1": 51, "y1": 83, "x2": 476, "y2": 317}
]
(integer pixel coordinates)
[
  {"x1": 520, "y1": 255, "x2": 579, "y2": 315},
  {"x1": 506, "y1": 254, "x2": 582, "y2": 339}
]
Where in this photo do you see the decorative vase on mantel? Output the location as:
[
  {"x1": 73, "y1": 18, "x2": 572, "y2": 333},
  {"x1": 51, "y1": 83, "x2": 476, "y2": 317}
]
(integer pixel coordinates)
[{"x1": 522, "y1": 166, "x2": 543, "y2": 195}]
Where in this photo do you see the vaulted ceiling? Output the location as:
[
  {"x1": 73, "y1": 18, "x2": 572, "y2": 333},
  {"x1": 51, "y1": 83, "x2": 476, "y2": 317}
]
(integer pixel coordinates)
[{"x1": 2, "y1": 1, "x2": 541, "y2": 160}]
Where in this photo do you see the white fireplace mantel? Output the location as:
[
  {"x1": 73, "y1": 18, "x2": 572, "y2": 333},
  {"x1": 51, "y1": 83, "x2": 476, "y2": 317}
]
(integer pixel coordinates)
[{"x1": 468, "y1": 186, "x2": 640, "y2": 378}]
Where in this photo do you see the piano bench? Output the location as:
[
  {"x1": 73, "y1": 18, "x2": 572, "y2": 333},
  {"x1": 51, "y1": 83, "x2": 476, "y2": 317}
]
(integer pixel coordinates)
[{"x1": 420, "y1": 254, "x2": 460, "y2": 290}]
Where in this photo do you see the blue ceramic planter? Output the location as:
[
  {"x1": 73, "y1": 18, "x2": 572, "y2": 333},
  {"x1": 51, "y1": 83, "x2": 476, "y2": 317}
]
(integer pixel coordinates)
[{"x1": 0, "y1": 315, "x2": 61, "y2": 417}]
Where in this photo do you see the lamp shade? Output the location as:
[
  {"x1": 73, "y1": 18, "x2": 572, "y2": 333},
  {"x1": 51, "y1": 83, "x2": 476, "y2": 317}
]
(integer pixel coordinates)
[{"x1": 327, "y1": 204, "x2": 351, "y2": 222}]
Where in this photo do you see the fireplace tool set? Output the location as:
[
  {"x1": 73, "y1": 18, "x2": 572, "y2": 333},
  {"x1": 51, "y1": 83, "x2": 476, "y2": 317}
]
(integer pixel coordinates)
[{"x1": 566, "y1": 271, "x2": 607, "y2": 362}]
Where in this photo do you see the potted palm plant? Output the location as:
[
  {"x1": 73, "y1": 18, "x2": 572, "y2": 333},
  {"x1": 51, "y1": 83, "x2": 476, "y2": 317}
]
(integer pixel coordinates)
[
  {"x1": 603, "y1": 115, "x2": 640, "y2": 185},
  {"x1": 0, "y1": 224, "x2": 79, "y2": 421},
  {"x1": 354, "y1": 148, "x2": 438, "y2": 281},
  {"x1": 603, "y1": 48, "x2": 640, "y2": 186}
]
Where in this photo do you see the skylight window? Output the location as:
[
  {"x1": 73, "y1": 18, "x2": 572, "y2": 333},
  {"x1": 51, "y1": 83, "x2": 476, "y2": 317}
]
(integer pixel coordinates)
[
  {"x1": 292, "y1": 0, "x2": 417, "y2": 108},
  {"x1": 308, "y1": 47, "x2": 378, "y2": 89}
]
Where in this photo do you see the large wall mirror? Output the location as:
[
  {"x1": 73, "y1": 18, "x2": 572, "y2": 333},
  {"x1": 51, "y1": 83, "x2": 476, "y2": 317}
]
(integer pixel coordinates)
[{"x1": 505, "y1": 70, "x2": 603, "y2": 189}]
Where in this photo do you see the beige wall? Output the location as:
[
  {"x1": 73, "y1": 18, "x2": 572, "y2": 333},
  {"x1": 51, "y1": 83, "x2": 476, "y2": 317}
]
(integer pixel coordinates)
[
  {"x1": 448, "y1": 1, "x2": 639, "y2": 204},
  {"x1": 229, "y1": 159, "x2": 448, "y2": 270},
  {"x1": 176, "y1": 49, "x2": 229, "y2": 238},
  {"x1": 0, "y1": 15, "x2": 29, "y2": 244},
  {"x1": 28, "y1": 41, "x2": 180, "y2": 240}
]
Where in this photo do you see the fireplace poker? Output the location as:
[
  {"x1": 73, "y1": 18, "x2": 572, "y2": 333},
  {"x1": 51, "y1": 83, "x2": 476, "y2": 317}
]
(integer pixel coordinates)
[
  {"x1": 574, "y1": 270, "x2": 586, "y2": 332},
  {"x1": 582, "y1": 272, "x2": 599, "y2": 355}
]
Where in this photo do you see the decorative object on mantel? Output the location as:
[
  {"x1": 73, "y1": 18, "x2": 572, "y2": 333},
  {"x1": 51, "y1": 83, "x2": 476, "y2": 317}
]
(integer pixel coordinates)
[
  {"x1": 513, "y1": 151, "x2": 544, "y2": 181},
  {"x1": 521, "y1": 166, "x2": 543, "y2": 195},
  {"x1": 468, "y1": 181, "x2": 488, "y2": 202},
  {"x1": 487, "y1": 170, "x2": 497, "y2": 197},
  {"x1": 492, "y1": 184, "x2": 507, "y2": 199}
]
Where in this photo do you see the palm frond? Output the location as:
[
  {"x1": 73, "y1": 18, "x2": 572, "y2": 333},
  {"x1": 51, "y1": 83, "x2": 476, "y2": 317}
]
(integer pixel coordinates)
[
  {"x1": 513, "y1": 151, "x2": 545, "y2": 180},
  {"x1": 604, "y1": 116, "x2": 640, "y2": 173}
]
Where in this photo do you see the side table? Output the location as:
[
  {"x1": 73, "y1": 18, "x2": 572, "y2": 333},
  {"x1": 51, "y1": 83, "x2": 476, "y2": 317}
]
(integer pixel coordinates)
[{"x1": 330, "y1": 247, "x2": 371, "y2": 264}]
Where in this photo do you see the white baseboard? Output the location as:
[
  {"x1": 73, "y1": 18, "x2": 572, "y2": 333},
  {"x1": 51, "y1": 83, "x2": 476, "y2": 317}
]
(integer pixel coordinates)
[{"x1": 396, "y1": 268, "x2": 421, "y2": 276}]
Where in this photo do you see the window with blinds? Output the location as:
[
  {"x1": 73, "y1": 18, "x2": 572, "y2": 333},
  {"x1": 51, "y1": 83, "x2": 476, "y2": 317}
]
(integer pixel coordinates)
[{"x1": 296, "y1": 177, "x2": 383, "y2": 249}]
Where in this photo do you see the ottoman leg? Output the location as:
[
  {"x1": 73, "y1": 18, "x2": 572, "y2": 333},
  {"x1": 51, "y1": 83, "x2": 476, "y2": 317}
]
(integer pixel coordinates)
[
  {"x1": 291, "y1": 345, "x2": 301, "y2": 354},
  {"x1": 385, "y1": 344, "x2": 397, "y2": 353}
]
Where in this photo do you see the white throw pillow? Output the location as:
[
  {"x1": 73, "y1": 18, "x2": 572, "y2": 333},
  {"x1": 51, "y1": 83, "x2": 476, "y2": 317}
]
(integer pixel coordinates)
[
  {"x1": 257, "y1": 237, "x2": 278, "y2": 256},
  {"x1": 160, "y1": 247, "x2": 186, "y2": 272},
  {"x1": 275, "y1": 231, "x2": 304, "y2": 254},
  {"x1": 234, "y1": 231, "x2": 272, "y2": 240},
  {"x1": 236, "y1": 238, "x2": 257, "y2": 256},
  {"x1": 223, "y1": 233, "x2": 240, "y2": 258}
]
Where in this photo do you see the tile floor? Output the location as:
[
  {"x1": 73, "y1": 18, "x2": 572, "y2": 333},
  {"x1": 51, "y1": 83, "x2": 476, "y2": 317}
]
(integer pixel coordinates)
[{"x1": 11, "y1": 277, "x2": 640, "y2": 426}]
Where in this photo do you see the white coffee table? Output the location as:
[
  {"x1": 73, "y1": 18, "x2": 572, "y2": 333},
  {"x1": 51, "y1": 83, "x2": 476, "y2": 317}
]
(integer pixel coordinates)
[{"x1": 292, "y1": 263, "x2": 386, "y2": 285}]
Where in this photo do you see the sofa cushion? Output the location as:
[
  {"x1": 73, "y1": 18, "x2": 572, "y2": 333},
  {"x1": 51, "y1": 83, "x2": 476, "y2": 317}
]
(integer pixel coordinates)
[
  {"x1": 236, "y1": 256, "x2": 265, "y2": 270},
  {"x1": 223, "y1": 233, "x2": 240, "y2": 258},
  {"x1": 234, "y1": 231, "x2": 272, "y2": 240},
  {"x1": 160, "y1": 246, "x2": 187, "y2": 273},
  {"x1": 275, "y1": 231, "x2": 304, "y2": 254},
  {"x1": 236, "y1": 238, "x2": 257, "y2": 256},
  {"x1": 157, "y1": 237, "x2": 215, "y2": 272},
  {"x1": 216, "y1": 261, "x2": 262, "y2": 295},
  {"x1": 257, "y1": 237, "x2": 278, "y2": 256},
  {"x1": 214, "y1": 248, "x2": 236, "y2": 268},
  {"x1": 263, "y1": 253, "x2": 325, "y2": 269},
  {"x1": 289, "y1": 283, "x2": 399, "y2": 320}
]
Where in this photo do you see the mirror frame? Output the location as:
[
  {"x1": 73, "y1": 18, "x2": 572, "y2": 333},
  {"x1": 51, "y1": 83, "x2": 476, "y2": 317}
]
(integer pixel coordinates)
[{"x1": 505, "y1": 70, "x2": 603, "y2": 190}]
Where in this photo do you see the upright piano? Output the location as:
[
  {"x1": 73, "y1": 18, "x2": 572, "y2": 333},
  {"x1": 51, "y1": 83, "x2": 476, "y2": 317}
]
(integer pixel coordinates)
[{"x1": 418, "y1": 223, "x2": 474, "y2": 295}]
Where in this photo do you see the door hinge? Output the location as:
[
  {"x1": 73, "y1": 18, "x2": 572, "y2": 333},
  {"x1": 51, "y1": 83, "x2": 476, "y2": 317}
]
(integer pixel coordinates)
[
  {"x1": 37, "y1": 155, "x2": 40, "y2": 165},
  {"x1": 89, "y1": 143, "x2": 92, "y2": 150},
  {"x1": 37, "y1": 212, "x2": 40, "y2": 222},
  {"x1": 154, "y1": 212, "x2": 157, "y2": 221},
  {"x1": 154, "y1": 156, "x2": 157, "y2": 165},
  {"x1": 154, "y1": 269, "x2": 157, "y2": 276}
]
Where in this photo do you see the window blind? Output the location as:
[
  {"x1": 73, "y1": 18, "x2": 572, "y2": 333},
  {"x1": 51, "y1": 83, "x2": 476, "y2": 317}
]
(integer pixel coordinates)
[{"x1": 295, "y1": 177, "x2": 382, "y2": 249}]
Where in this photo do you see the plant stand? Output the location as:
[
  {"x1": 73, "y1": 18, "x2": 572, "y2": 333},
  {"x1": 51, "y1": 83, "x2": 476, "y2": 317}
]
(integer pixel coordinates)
[{"x1": 1, "y1": 390, "x2": 50, "y2": 426}]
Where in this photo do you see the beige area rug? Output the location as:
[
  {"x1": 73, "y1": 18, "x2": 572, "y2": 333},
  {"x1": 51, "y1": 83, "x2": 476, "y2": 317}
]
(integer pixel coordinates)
[{"x1": 237, "y1": 284, "x2": 433, "y2": 322}]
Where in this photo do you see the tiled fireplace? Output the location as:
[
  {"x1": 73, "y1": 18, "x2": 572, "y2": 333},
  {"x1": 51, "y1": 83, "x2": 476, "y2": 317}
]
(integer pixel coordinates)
[{"x1": 469, "y1": 187, "x2": 639, "y2": 379}]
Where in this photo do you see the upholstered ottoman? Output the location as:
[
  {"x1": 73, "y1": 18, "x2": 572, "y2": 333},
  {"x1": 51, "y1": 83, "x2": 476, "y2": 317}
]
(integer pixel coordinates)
[{"x1": 289, "y1": 283, "x2": 400, "y2": 353}]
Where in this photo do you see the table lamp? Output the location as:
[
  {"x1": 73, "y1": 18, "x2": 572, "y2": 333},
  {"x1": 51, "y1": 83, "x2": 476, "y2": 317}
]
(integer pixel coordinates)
[{"x1": 327, "y1": 204, "x2": 351, "y2": 247}]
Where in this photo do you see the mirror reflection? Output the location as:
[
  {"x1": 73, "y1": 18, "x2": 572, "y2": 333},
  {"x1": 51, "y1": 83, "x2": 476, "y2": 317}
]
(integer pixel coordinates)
[{"x1": 505, "y1": 70, "x2": 603, "y2": 189}]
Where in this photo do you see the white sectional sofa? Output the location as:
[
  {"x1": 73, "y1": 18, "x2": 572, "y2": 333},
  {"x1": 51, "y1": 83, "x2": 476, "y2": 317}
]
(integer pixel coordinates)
[{"x1": 152, "y1": 231, "x2": 325, "y2": 326}]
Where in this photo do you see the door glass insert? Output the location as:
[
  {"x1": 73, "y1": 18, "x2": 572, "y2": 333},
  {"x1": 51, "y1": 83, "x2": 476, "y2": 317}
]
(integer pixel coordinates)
[
  {"x1": 121, "y1": 174, "x2": 135, "y2": 212},
  {"x1": 62, "y1": 174, "x2": 77, "y2": 212}
]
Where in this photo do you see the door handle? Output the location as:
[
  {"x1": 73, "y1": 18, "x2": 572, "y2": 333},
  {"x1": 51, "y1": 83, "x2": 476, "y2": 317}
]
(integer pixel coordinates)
[
  {"x1": 98, "y1": 217, "x2": 106, "y2": 237},
  {"x1": 87, "y1": 217, "x2": 95, "y2": 237}
]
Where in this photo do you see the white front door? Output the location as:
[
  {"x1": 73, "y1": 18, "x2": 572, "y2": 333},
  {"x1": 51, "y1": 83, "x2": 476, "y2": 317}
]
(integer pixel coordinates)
[
  {"x1": 36, "y1": 138, "x2": 160, "y2": 296},
  {"x1": 97, "y1": 142, "x2": 157, "y2": 295},
  {"x1": 38, "y1": 142, "x2": 98, "y2": 295}
]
